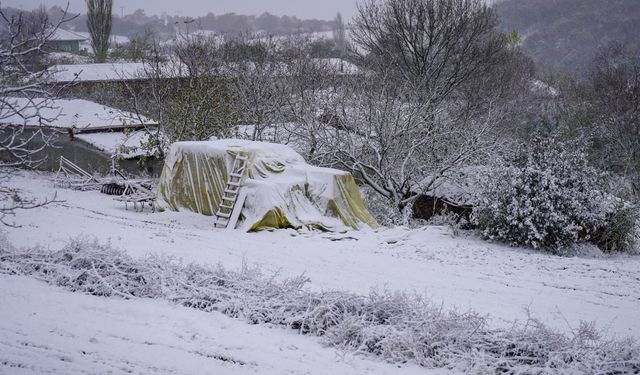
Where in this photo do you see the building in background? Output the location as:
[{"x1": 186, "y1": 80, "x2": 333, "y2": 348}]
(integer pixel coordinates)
[{"x1": 48, "y1": 28, "x2": 88, "y2": 53}]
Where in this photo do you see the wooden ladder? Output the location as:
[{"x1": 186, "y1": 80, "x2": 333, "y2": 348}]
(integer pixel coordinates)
[{"x1": 214, "y1": 153, "x2": 249, "y2": 229}]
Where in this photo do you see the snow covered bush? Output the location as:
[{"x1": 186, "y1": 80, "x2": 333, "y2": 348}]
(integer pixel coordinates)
[
  {"x1": 2, "y1": 236, "x2": 639, "y2": 373},
  {"x1": 473, "y1": 138, "x2": 616, "y2": 251}
]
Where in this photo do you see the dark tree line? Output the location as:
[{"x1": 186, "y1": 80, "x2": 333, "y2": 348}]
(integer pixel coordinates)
[
  {"x1": 495, "y1": 0, "x2": 640, "y2": 73},
  {"x1": 48, "y1": 6, "x2": 335, "y2": 41}
]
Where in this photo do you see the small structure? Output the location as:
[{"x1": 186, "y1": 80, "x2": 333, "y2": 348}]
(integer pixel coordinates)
[
  {"x1": 0, "y1": 97, "x2": 159, "y2": 174},
  {"x1": 157, "y1": 139, "x2": 378, "y2": 232},
  {"x1": 0, "y1": 98, "x2": 156, "y2": 133},
  {"x1": 412, "y1": 167, "x2": 483, "y2": 224},
  {"x1": 48, "y1": 29, "x2": 88, "y2": 53}
]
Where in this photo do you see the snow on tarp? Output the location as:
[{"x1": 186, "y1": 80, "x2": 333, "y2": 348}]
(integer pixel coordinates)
[
  {"x1": 0, "y1": 97, "x2": 156, "y2": 131},
  {"x1": 157, "y1": 139, "x2": 378, "y2": 232}
]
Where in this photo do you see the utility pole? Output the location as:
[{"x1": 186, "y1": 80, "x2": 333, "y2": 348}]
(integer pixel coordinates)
[{"x1": 120, "y1": 6, "x2": 124, "y2": 18}]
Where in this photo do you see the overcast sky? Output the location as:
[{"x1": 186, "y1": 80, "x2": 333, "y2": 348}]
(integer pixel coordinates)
[{"x1": 5, "y1": 0, "x2": 360, "y2": 20}]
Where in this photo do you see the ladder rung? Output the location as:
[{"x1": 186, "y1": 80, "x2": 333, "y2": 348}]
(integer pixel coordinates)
[{"x1": 216, "y1": 153, "x2": 247, "y2": 232}]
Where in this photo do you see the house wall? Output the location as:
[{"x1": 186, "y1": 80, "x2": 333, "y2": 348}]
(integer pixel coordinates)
[{"x1": 49, "y1": 40, "x2": 81, "y2": 53}]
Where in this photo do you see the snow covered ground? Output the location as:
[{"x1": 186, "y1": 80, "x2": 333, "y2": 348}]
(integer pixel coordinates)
[
  {"x1": 0, "y1": 275, "x2": 435, "y2": 375},
  {"x1": 3, "y1": 170, "x2": 640, "y2": 373}
]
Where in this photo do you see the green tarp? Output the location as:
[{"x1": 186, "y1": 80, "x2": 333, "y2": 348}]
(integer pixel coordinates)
[{"x1": 157, "y1": 139, "x2": 378, "y2": 231}]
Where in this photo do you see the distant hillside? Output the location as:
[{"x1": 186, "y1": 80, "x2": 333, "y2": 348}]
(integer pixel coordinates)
[
  {"x1": 494, "y1": 0, "x2": 640, "y2": 73},
  {"x1": 46, "y1": 6, "x2": 335, "y2": 42}
]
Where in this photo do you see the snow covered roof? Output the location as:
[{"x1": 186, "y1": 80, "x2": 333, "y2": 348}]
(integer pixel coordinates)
[
  {"x1": 66, "y1": 31, "x2": 129, "y2": 45},
  {"x1": 48, "y1": 57, "x2": 356, "y2": 84},
  {"x1": 48, "y1": 62, "x2": 148, "y2": 83},
  {"x1": 76, "y1": 130, "x2": 151, "y2": 159},
  {"x1": 0, "y1": 97, "x2": 157, "y2": 132},
  {"x1": 49, "y1": 61, "x2": 188, "y2": 83},
  {"x1": 50, "y1": 28, "x2": 88, "y2": 42}
]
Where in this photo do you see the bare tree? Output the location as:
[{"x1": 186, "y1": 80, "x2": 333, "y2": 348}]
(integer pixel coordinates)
[
  {"x1": 221, "y1": 35, "x2": 293, "y2": 141},
  {"x1": 86, "y1": 0, "x2": 112, "y2": 63},
  {"x1": 122, "y1": 32, "x2": 237, "y2": 157},
  {"x1": 289, "y1": 69, "x2": 502, "y2": 216},
  {"x1": 0, "y1": 6, "x2": 72, "y2": 225},
  {"x1": 169, "y1": 32, "x2": 236, "y2": 141},
  {"x1": 352, "y1": 0, "x2": 507, "y2": 107},
  {"x1": 280, "y1": 0, "x2": 531, "y2": 218},
  {"x1": 333, "y1": 13, "x2": 347, "y2": 58},
  {"x1": 581, "y1": 43, "x2": 640, "y2": 200}
]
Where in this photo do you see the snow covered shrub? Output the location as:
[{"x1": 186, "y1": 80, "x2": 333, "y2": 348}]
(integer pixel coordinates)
[{"x1": 473, "y1": 138, "x2": 614, "y2": 251}]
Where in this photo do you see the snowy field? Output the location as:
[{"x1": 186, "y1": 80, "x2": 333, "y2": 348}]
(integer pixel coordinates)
[
  {"x1": 0, "y1": 275, "x2": 433, "y2": 375},
  {"x1": 2, "y1": 170, "x2": 640, "y2": 373}
]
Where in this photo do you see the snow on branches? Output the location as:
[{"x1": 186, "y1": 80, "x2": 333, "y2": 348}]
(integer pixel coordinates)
[
  {"x1": 0, "y1": 6, "x2": 73, "y2": 225},
  {"x1": 472, "y1": 137, "x2": 637, "y2": 251}
]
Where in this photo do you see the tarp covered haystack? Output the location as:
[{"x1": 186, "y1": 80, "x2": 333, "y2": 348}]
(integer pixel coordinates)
[{"x1": 157, "y1": 139, "x2": 378, "y2": 231}]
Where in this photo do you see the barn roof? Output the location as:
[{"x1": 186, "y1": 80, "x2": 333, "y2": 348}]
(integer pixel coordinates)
[
  {"x1": 0, "y1": 97, "x2": 156, "y2": 132},
  {"x1": 50, "y1": 28, "x2": 88, "y2": 42}
]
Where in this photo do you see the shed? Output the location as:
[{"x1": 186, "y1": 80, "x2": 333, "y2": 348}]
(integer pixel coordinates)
[{"x1": 48, "y1": 29, "x2": 88, "y2": 53}]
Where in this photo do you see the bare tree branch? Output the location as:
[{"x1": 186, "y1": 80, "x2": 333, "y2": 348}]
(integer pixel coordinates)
[{"x1": 0, "y1": 4, "x2": 75, "y2": 225}]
